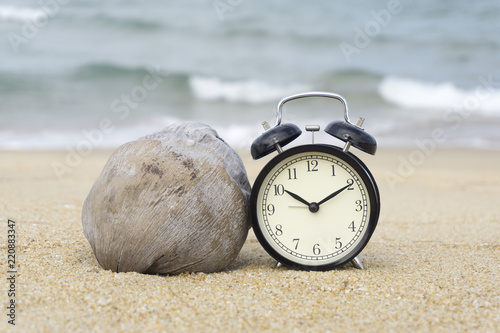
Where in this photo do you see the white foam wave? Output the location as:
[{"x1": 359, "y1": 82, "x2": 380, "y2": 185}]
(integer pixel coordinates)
[
  {"x1": 0, "y1": 5, "x2": 47, "y2": 22},
  {"x1": 0, "y1": 116, "x2": 183, "y2": 151},
  {"x1": 189, "y1": 76, "x2": 308, "y2": 104},
  {"x1": 379, "y1": 77, "x2": 500, "y2": 114},
  {"x1": 2, "y1": 119, "x2": 499, "y2": 151},
  {"x1": 0, "y1": 115, "x2": 263, "y2": 151},
  {"x1": 216, "y1": 124, "x2": 262, "y2": 149}
]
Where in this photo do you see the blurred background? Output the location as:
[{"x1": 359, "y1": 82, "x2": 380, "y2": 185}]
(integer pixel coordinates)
[{"x1": 1, "y1": 0, "x2": 499, "y2": 150}]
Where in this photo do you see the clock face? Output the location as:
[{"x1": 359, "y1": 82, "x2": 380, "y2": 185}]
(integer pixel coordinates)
[{"x1": 251, "y1": 145, "x2": 380, "y2": 270}]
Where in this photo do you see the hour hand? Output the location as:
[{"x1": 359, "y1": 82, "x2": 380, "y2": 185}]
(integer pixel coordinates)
[{"x1": 284, "y1": 190, "x2": 311, "y2": 206}]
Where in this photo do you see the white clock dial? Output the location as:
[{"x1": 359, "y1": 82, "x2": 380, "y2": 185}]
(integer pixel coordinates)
[{"x1": 251, "y1": 145, "x2": 379, "y2": 270}]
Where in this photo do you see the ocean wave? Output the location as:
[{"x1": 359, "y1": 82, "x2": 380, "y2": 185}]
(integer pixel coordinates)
[
  {"x1": 90, "y1": 13, "x2": 164, "y2": 31},
  {"x1": 72, "y1": 63, "x2": 155, "y2": 79},
  {"x1": 3, "y1": 119, "x2": 499, "y2": 151},
  {"x1": 70, "y1": 62, "x2": 176, "y2": 82},
  {"x1": 189, "y1": 76, "x2": 308, "y2": 104},
  {"x1": 379, "y1": 77, "x2": 500, "y2": 114},
  {"x1": 0, "y1": 116, "x2": 183, "y2": 151},
  {"x1": 319, "y1": 68, "x2": 384, "y2": 94},
  {"x1": 68, "y1": 65, "x2": 309, "y2": 105},
  {"x1": 325, "y1": 68, "x2": 384, "y2": 81},
  {"x1": 0, "y1": 117, "x2": 258, "y2": 151},
  {"x1": 0, "y1": 5, "x2": 47, "y2": 22}
]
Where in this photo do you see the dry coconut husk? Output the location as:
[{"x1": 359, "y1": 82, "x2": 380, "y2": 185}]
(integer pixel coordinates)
[{"x1": 82, "y1": 122, "x2": 251, "y2": 274}]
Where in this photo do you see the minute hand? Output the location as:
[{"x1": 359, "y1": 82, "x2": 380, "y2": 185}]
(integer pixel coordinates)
[{"x1": 317, "y1": 183, "x2": 351, "y2": 206}]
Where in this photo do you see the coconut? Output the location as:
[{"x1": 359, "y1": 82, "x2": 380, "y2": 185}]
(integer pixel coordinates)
[{"x1": 82, "y1": 122, "x2": 251, "y2": 274}]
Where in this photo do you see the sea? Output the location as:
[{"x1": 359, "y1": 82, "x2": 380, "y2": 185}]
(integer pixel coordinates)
[{"x1": 1, "y1": 0, "x2": 500, "y2": 151}]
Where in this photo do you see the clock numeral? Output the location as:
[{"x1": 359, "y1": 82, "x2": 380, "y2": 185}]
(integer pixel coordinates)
[
  {"x1": 274, "y1": 184, "x2": 284, "y2": 196},
  {"x1": 275, "y1": 224, "x2": 283, "y2": 236},
  {"x1": 287, "y1": 168, "x2": 297, "y2": 180},
  {"x1": 335, "y1": 237, "x2": 343, "y2": 250},
  {"x1": 355, "y1": 200, "x2": 362, "y2": 212},
  {"x1": 307, "y1": 160, "x2": 318, "y2": 172},
  {"x1": 349, "y1": 221, "x2": 356, "y2": 232},
  {"x1": 317, "y1": 235, "x2": 343, "y2": 252},
  {"x1": 267, "y1": 204, "x2": 275, "y2": 216},
  {"x1": 331, "y1": 165, "x2": 335, "y2": 176},
  {"x1": 347, "y1": 178, "x2": 354, "y2": 190},
  {"x1": 293, "y1": 238, "x2": 300, "y2": 250}
]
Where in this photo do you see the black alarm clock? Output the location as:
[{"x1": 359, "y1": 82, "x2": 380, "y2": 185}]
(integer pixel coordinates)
[{"x1": 250, "y1": 91, "x2": 380, "y2": 271}]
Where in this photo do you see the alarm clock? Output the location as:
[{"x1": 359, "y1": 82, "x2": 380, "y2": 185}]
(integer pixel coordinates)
[{"x1": 250, "y1": 91, "x2": 380, "y2": 271}]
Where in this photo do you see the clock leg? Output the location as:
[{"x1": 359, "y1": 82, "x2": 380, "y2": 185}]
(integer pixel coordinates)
[
  {"x1": 350, "y1": 256, "x2": 365, "y2": 270},
  {"x1": 274, "y1": 261, "x2": 283, "y2": 269}
]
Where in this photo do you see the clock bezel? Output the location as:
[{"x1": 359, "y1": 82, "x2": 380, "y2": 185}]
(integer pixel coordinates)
[{"x1": 250, "y1": 144, "x2": 380, "y2": 271}]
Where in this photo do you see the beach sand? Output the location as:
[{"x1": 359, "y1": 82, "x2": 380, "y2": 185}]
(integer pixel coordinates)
[{"x1": 1, "y1": 147, "x2": 499, "y2": 332}]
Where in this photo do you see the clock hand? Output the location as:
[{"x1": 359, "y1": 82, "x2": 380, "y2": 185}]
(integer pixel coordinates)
[
  {"x1": 317, "y1": 183, "x2": 351, "y2": 206},
  {"x1": 284, "y1": 190, "x2": 311, "y2": 206}
]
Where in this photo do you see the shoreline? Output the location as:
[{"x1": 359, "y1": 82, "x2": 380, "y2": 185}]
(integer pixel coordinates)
[{"x1": 1, "y1": 147, "x2": 499, "y2": 331}]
